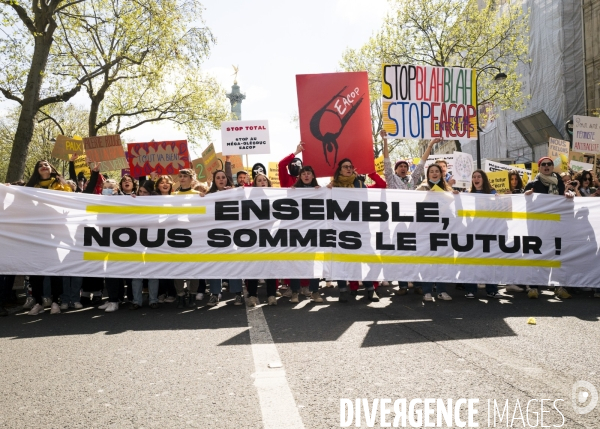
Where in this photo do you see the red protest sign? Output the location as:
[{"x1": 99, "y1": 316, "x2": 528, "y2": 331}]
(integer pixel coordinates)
[
  {"x1": 296, "y1": 72, "x2": 375, "y2": 177},
  {"x1": 126, "y1": 140, "x2": 190, "y2": 177}
]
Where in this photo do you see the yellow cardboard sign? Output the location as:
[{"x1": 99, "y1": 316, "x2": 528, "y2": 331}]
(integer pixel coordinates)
[
  {"x1": 201, "y1": 143, "x2": 220, "y2": 177},
  {"x1": 268, "y1": 161, "x2": 280, "y2": 187},
  {"x1": 73, "y1": 154, "x2": 91, "y2": 179},
  {"x1": 375, "y1": 155, "x2": 384, "y2": 175},
  {"x1": 431, "y1": 184, "x2": 445, "y2": 192},
  {"x1": 486, "y1": 171, "x2": 510, "y2": 194},
  {"x1": 531, "y1": 162, "x2": 538, "y2": 177}
]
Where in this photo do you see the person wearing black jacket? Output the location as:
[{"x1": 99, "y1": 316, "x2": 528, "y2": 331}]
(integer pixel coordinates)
[{"x1": 524, "y1": 157, "x2": 574, "y2": 300}]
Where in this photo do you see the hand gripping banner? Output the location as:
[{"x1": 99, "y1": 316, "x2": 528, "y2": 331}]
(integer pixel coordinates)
[{"x1": 0, "y1": 185, "x2": 599, "y2": 286}]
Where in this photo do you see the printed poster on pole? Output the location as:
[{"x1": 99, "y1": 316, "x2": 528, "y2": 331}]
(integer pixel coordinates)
[
  {"x1": 296, "y1": 71, "x2": 375, "y2": 178},
  {"x1": 221, "y1": 120, "x2": 270, "y2": 155}
]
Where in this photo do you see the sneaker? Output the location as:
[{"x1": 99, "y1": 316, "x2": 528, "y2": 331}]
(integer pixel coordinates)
[
  {"x1": 91, "y1": 294, "x2": 103, "y2": 305},
  {"x1": 149, "y1": 302, "x2": 159, "y2": 309},
  {"x1": 423, "y1": 293, "x2": 433, "y2": 302},
  {"x1": 487, "y1": 292, "x2": 501, "y2": 299},
  {"x1": 22, "y1": 296, "x2": 36, "y2": 309},
  {"x1": 105, "y1": 302, "x2": 119, "y2": 312},
  {"x1": 164, "y1": 295, "x2": 176, "y2": 303},
  {"x1": 395, "y1": 288, "x2": 408, "y2": 296},
  {"x1": 414, "y1": 286, "x2": 424, "y2": 295},
  {"x1": 188, "y1": 295, "x2": 196, "y2": 308},
  {"x1": 555, "y1": 287, "x2": 572, "y2": 299},
  {"x1": 465, "y1": 292, "x2": 475, "y2": 299},
  {"x1": 325, "y1": 281, "x2": 333, "y2": 288},
  {"x1": 300, "y1": 286, "x2": 311, "y2": 297},
  {"x1": 28, "y1": 303, "x2": 44, "y2": 315},
  {"x1": 72, "y1": 302, "x2": 83, "y2": 310},
  {"x1": 437, "y1": 292, "x2": 452, "y2": 301},
  {"x1": 275, "y1": 290, "x2": 282, "y2": 297},
  {"x1": 311, "y1": 292, "x2": 324, "y2": 303},
  {"x1": 176, "y1": 295, "x2": 185, "y2": 309},
  {"x1": 367, "y1": 290, "x2": 380, "y2": 302},
  {"x1": 234, "y1": 295, "x2": 244, "y2": 306},
  {"x1": 267, "y1": 296, "x2": 277, "y2": 306},
  {"x1": 528, "y1": 289, "x2": 539, "y2": 299},
  {"x1": 60, "y1": 302, "x2": 69, "y2": 311},
  {"x1": 290, "y1": 292, "x2": 299, "y2": 303},
  {"x1": 50, "y1": 302, "x2": 61, "y2": 314},
  {"x1": 207, "y1": 294, "x2": 219, "y2": 306},
  {"x1": 246, "y1": 296, "x2": 257, "y2": 307},
  {"x1": 129, "y1": 303, "x2": 141, "y2": 310},
  {"x1": 504, "y1": 284, "x2": 524, "y2": 292},
  {"x1": 195, "y1": 293, "x2": 204, "y2": 301},
  {"x1": 281, "y1": 288, "x2": 293, "y2": 298},
  {"x1": 98, "y1": 301, "x2": 110, "y2": 310},
  {"x1": 158, "y1": 294, "x2": 166, "y2": 303},
  {"x1": 339, "y1": 290, "x2": 349, "y2": 303},
  {"x1": 42, "y1": 297, "x2": 52, "y2": 308}
]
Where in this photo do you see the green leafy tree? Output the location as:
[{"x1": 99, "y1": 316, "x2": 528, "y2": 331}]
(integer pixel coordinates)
[
  {"x1": 340, "y1": 0, "x2": 529, "y2": 155},
  {"x1": 54, "y1": 0, "x2": 229, "y2": 141},
  {"x1": 0, "y1": 103, "x2": 88, "y2": 181}
]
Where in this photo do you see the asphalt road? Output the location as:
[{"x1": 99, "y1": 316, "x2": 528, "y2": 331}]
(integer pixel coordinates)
[{"x1": 2, "y1": 284, "x2": 600, "y2": 428}]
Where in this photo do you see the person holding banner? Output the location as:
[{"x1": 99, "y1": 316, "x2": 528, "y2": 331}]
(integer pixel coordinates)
[
  {"x1": 380, "y1": 130, "x2": 441, "y2": 191},
  {"x1": 508, "y1": 171, "x2": 525, "y2": 194},
  {"x1": 572, "y1": 171, "x2": 598, "y2": 197},
  {"x1": 278, "y1": 142, "x2": 304, "y2": 188},
  {"x1": 119, "y1": 174, "x2": 138, "y2": 196},
  {"x1": 328, "y1": 159, "x2": 378, "y2": 303},
  {"x1": 173, "y1": 169, "x2": 199, "y2": 195},
  {"x1": 202, "y1": 170, "x2": 243, "y2": 306},
  {"x1": 283, "y1": 166, "x2": 325, "y2": 304},
  {"x1": 24, "y1": 160, "x2": 72, "y2": 315},
  {"x1": 524, "y1": 157, "x2": 574, "y2": 300},
  {"x1": 463, "y1": 170, "x2": 503, "y2": 299},
  {"x1": 154, "y1": 175, "x2": 174, "y2": 196},
  {"x1": 415, "y1": 163, "x2": 456, "y2": 302}
]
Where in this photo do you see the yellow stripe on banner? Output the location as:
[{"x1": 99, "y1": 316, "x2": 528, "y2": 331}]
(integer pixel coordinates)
[
  {"x1": 83, "y1": 252, "x2": 560, "y2": 268},
  {"x1": 83, "y1": 252, "x2": 328, "y2": 263},
  {"x1": 86, "y1": 206, "x2": 206, "y2": 215},
  {"x1": 457, "y1": 210, "x2": 560, "y2": 221}
]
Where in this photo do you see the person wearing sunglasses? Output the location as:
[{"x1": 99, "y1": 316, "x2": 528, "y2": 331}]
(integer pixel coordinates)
[
  {"x1": 573, "y1": 170, "x2": 598, "y2": 197},
  {"x1": 524, "y1": 157, "x2": 574, "y2": 300}
]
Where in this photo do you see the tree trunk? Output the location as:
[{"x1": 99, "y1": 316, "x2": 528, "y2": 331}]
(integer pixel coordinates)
[{"x1": 6, "y1": 35, "x2": 54, "y2": 182}]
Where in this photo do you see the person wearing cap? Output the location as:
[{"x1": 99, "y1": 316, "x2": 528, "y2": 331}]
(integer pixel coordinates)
[
  {"x1": 279, "y1": 142, "x2": 304, "y2": 188},
  {"x1": 173, "y1": 169, "x2": 199, "y2": 195},
  {"x1": 524, "y1": 156, "x2": 574, "y2": 300},
  {"x1": 380, "y1": 130, "x2": 441, "y2": 190}
]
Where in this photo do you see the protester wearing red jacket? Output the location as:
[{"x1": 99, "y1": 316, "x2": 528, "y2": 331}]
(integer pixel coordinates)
[{"x1": 278, "y1": 142, "x2": 304, "y2": 188}]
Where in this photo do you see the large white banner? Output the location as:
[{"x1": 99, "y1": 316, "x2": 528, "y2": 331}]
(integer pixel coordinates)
[{"x1": 1, "y1": 186, "x2": 599, "y2": 286}]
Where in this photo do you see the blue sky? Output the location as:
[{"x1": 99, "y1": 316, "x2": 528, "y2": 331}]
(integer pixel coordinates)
[{"x1": 125, "y1": 0, "x2": 389, "y2": 164}]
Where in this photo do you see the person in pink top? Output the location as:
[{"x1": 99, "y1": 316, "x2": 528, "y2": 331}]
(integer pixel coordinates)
[{"x1": 279, "y1": 142, "x2": 305, "y2": 188}]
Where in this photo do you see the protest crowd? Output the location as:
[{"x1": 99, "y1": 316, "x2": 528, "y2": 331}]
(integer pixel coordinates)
[{"x1": 1, "y1": 129, "x2": 599, "y2": 318}]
